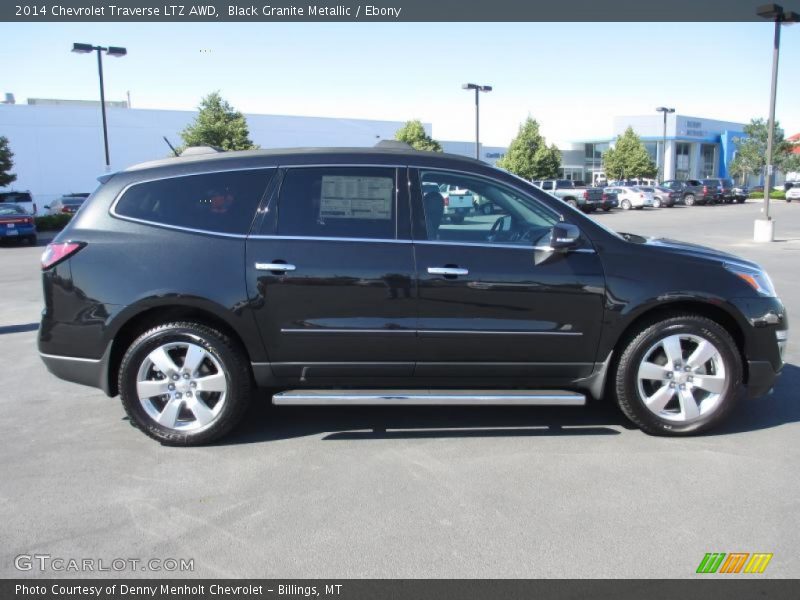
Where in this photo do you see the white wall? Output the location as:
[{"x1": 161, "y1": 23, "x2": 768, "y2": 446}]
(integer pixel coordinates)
[{"x1": 0, "y1": 104, "x2": 428, "y2": 207}]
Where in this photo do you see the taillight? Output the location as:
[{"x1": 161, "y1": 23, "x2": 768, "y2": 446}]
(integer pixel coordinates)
[
  {"x1": 61, "y1": 207, "x2": 71, "y2": 214},
  {"x1": 602, "y1": 193, "x2": 608, "y2": 200},
  {"x1": 41, "y1": 242, "x2": 85, "y2": 270},
  {"x1": 443, "y1": 196, "x2": 449, "y2": 207},
  {"x1": 703, "y1": 185, "x2": 709, "y2": 193},
  {"x1": 583, "y1": 190, "x2": 589, "y2": 200}
]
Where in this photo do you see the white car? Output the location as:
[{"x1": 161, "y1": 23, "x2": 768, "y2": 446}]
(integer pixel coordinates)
[
  {"x1": 606, "y1": 186, "x2": 655, "y2": 210},
  {"x1": 786, "y1": 186, "x2": 800, "y2": 203}
]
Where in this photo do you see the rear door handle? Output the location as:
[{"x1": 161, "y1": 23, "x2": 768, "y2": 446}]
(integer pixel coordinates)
[
  {"x1": 255, "y1": 262, "x2": 296, "y2": 272},
  {"x1": 427, "y1": 267, "x2": 469, "y2": 276}
]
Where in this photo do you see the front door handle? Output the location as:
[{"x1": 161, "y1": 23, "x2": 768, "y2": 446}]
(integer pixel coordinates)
[
  {"x1": 255, "y1": 262, "x2": 296, "y2": 272},
  {"x1": 427, "y1": 266, "x2": 469, "y2": 276}
]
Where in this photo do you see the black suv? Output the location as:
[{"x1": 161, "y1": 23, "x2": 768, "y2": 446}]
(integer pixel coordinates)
[
  {"x1": 39, "y1": 147, "x2": 788, "y2": 445},
  {"x1": 660, "y1": 179, "x2": 715, "y2": 206}
]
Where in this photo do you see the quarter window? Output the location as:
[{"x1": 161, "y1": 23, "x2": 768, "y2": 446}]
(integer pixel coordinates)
[
  {"x1": 277, "y1": 167, "x2": 397, "y2": 239},
  {"x1": 114, "y1": 169, "x2": 274, "y2": 235}
]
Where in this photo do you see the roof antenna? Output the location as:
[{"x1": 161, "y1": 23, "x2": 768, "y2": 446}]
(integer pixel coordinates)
[{"x1": 163, "y1": 136, "x2": 179, "y2": 157}]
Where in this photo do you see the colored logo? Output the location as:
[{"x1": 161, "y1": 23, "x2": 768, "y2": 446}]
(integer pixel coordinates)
[{"x1": 696, "y1": 552, "x2": 773, "y2": 574}]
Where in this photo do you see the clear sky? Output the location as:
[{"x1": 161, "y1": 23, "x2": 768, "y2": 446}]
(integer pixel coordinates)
[{"x1": 2, "y1": 21, "x2": 799, "y2": 146}]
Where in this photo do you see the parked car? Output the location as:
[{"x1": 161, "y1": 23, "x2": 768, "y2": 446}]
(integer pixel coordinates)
[
  {"x1": 599, "y1": 189, "x2": 618, "y2": 211},
  {"x1": 46, "y1": 193, "x2": 90, "y2": 215},
  {"x1": 660, "y1": 179, "x2": 714, "y2": 206},
  {"x1": 701, "y1": 178, "x2": 732, "y2": 204},
  {"x1": 732, "y1": 185, "x2": 749, "y2": 203},
  {"x1": 532, "y1": 179, "x2": 604, "y2": 212},
  {"x1": 38, "y1": 146, "x2": 787, "y2": 445},
  {"x1": 786, "y1": 186, "x2": 800, "y2": 202},
  {"x1": 643, "y1": 186, "x2": 678, "y2": 208},
  {"x1": 0, "y1": 203, "x2": 37, "y2": 244},
  {"x1": 605, "y1": 186, "x2": 654, "y2": 210},
  {"x1": 0, "y1": 190, "x2": 38, "y2": 216}
]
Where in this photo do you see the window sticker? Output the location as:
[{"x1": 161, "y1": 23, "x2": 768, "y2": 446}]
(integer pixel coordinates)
[{"x1": 319, "y1": 176, "x2": 393, "y2": 220}]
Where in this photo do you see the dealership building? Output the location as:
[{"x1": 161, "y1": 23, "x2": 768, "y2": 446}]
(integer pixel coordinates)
[
  {"x1": 0, "y1": 99, "x2": 507, "y2": 206},
  {"x1": 558, "y1": 114, "x2": 759, "y2": 184}
]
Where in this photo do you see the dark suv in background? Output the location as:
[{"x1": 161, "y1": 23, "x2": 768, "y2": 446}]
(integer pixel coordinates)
[
  {"x1": 39, "y1": 147, "x2": 787, "y2": 445},
  {"x1": 661, "y1": 179, "x2": 716, "y2": 206}
]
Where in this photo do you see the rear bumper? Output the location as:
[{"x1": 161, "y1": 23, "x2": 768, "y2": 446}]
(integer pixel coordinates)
[{"x1": 39, "y1": 345, "x2": 113, "y2": 396}]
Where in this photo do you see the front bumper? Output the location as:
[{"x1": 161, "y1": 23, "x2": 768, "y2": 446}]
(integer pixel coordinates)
[{"x1": 746, "y1": 360, "x2": 781, "y2": 398}]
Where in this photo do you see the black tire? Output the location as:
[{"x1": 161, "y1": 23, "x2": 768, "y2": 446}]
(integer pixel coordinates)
[
  {"x1": 653, "y1": 199, "x2": 662, "y2": 208},
  {"x1": 450, "y1": 213, "x2": 465, "y2": 224},
  {"x1": 28, "y1": 235, "x2": 37, "y2": 245},
  {"x1": 684, "y1": 194, "x2": 696, "y2": 206},
  {"x1": 565, "y1": 199, "x2": 578, "y2": 208},
  {"x1": 620, "y1": 199, "x2": 632, "y2": 210},
  {"x1": 482, "y1": 203, "x2": 493, "y2": 215},
  {"x1": 603, "y1": 206, "x2": 612, "y2": 212},
  {"x1": 737, "y1": 198, "x2": 746, "y2": 204},
  {"x1": 118, "y1": 321, "x2": 252, "y2": 445},
  {"x1": 613, "y1": 315, "x2": 742, "y2": 436}
]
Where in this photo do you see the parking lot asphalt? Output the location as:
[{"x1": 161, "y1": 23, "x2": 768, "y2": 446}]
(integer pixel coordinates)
[{"x1": 1, "y1": 200, "x2": 798, "y2": 579}]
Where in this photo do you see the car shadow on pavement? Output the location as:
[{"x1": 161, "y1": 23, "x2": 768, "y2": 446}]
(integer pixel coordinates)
[
  {"x1": 0, "y1": 322, "x2": 39, "y2": 335},
  {"x1": 219, "y1": 364, "x2": 800, "y2": 445},
  {"x1": 221, "y1": 397, "x2": 630, "y2": 446},
  {"x1": 707, "y1": 362, "x2": 800, "y2": 436}
]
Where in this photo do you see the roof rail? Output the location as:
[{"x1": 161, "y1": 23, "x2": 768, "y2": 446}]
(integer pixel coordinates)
[
  {"x1": 374, "y1": 140, "x2": 413, "y2": 150},
  {"x1": 180, "y1": 145, "x2": 222, "y2": 156}
]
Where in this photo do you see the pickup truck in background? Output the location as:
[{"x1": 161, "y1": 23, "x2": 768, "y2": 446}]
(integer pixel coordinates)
[
  {"x1": 531, "y1": 179, "x2": 604, "y2": 212},
  {"x1": 438, "y1": 184, "x2": 473, "y2": 224}
]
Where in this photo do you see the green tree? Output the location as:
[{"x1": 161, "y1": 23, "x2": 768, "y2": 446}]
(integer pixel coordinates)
[
  {"x1": 0, "y1": 136, "x2": 17, "y2": 188},
  {"x1": 394, "y1": 120, "x2": 442, "y2": 152},
  {"x1": 496, "y1": 117, "x2": 561, "y2": 180},
  {"x1": 601, "y1": 127, "x2": 657, "y2": 180},
  {"x1": 730, "y1": 118, "x2": 794, "y2": 184},
  {"x1": 179, "y1": 92, "x2": 258, "y2": 152}
]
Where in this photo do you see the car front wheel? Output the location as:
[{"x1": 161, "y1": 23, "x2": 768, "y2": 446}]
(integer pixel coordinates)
[
  {"x1": 613, "y1": 315, "x2": 742, "y2": 436},
  {"x1": 620, "y1": 199, "x2": 632, "y2": 210},
  {"x1": 118, "y1": 322, "x2": 252, "y2": 445},
  {"x1": 684, "y1": 194, "x2": 696, "y2": 206}
]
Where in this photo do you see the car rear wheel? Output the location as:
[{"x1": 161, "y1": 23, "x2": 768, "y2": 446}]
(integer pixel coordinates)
[
  {"x1": 119, "y1": 322, "x2": 252, "y2": 445},
  {"x1": 620, "y1": 199, "x2": 632, "y2": 210},
  {"x1": 684, "y1": 194, "x2": 696, "y2": 206},
  {"x1": 565, "y1": 199, "x2": 578, "y2": 208},
  {"x1": 450, "y1": 214, "x2": 465, "y2": 224},
  {"x1": 613, "y1": 315, "x2": 742, "y2": 436},
  {"x1": 653, "y1": 198, "x2": 662, "y2": 208}
]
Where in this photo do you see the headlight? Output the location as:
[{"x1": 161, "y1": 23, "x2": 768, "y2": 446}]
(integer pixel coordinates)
[{"x1": 724, "y1": 262, "x2": 777, "y2": 297}]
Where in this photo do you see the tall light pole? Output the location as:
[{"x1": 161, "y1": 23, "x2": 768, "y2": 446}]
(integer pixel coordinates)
[
  {"x1": 655, "y1": 106, "x2": 675, "y2": 183},
  {"x1": 754, "y1": 4, "x2": 798, "y2": 242},
  {"x1": 72, "y1": 43, "x2": 127, "y2": 170},
  {"x1": 462, "y1": 83, "x2": 492, "y2": 160}
]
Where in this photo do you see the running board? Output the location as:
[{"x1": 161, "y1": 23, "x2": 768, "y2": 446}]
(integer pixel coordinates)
[{"x1": 272, "y1": 389, "x2": 585, "y2": 406}]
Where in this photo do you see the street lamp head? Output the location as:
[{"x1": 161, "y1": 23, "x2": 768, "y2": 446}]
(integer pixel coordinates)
[
  {"x1": 757, "y1": 3, "x2": 783, "y2": 19},
  {"x1": 656, "y1": 106, "x2": 675, "y2": 113},
  {"x1": 106, "y1": 46, "x2": 127, "y2": 57},
  {"x1": 72, "y1": 43, "x2": 94, "y2": 54},
  {"x1": 462, "y1": 83, "x2": 478, "y2": 90},
  {"x1": 783, "y1": 10, "x2": 799, "y2": 23},
  {"x1": 479, "y1": 85, "x2": 493, "y2": 93}
]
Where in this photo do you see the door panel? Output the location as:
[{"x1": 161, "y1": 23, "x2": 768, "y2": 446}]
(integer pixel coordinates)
[
  {"x1": 245, "y1": 166, "x2": 416, "y2": 380},
  {"x1": 411, "y1": 168, "x2": 606, "y2": 380}
]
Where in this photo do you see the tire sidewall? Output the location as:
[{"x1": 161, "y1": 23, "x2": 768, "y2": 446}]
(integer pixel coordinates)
[
  {"x1": 617, "y1": 318, "x2": 742, "y2": 435},
  {"x1": 119, "y1": 324, "x2": 245, "y2": 444}
]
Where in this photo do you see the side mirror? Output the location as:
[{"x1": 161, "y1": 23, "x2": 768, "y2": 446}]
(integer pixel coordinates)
[{"x1": 549, "y1": 223, "x2": 581, "y2": 251}]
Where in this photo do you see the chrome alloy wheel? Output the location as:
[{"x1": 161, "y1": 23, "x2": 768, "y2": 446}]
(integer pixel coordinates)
[
  {"x1": 636, "y1": 334, "x2": 726, "y2": 422},
  {"x1": 135, "y1": 342, "x2": 227, "y2": 432}
]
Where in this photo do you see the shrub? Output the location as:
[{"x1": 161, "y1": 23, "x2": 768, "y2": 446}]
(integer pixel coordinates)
[
  {"x1": 748, "y1": 191, "x2": 786, "y2": 200},
  {"x1": 35, "y1": 214, "x2": 73, "y2": 231}
]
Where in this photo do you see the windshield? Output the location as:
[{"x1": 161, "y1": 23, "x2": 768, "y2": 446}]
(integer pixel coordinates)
[
  {"x1": 0, "y1": 192, "x2": 32, "y2": 203},
  {"x1": 0, "y1": 204, "x2": 27, "y2": 216}
]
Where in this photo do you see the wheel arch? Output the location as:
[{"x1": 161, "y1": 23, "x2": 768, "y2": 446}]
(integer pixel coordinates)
[
  {"x1": 105, "y1": 303, "x2": 256, "y2": 397},
  {"x1": 607, "y1": 299, "x2": 748, "y2": 390}
]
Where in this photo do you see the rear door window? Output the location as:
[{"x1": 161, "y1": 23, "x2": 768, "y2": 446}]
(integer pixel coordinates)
[
  {"x1": 277, "y1": 167, "x2": 397, "y2": 240},
  {"x1": 114, "y1": 169, "x2": 274, "y2": 235}
]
